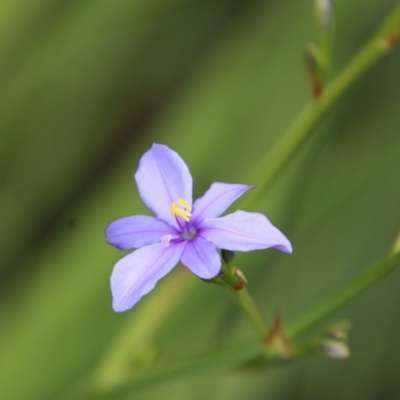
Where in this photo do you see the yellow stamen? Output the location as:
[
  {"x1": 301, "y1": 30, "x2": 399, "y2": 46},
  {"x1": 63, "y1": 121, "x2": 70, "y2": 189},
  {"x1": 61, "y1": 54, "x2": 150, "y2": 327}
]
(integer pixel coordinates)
[
  {"x1": 177, "y1": 199, "x2": 190, "y2": 209},
  {"x1": 170, "y1": 199, "x2": 192, "y2": 222}
]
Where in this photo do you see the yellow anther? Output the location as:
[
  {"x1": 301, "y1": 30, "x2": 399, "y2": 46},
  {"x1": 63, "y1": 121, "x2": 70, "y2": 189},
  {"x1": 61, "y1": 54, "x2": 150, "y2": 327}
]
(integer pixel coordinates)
[
  {"x1": 170, "y1": 199, "x2": 192, "y2": 222},
  {"x1": 177, "y1": 199, "x2": 191, "y2": 210}
]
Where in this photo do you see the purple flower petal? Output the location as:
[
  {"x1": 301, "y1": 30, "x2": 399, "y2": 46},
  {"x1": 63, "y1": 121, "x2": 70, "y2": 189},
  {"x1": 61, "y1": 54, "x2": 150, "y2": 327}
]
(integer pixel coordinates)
[
  {"x1": 191, "y1": 182, "x2": 252, "y2": 224},
  {"x1": 105, "y1": 215, "x2": 178, "y2": 250},
  {"x1": 180, "y1": 237, "x2": 221, "y2": 279},
  {"x1": 134, "y1": 143, "x2": 193, "y2": 228},
  {"x1": 199, "y1": 210, "x2": 292, "y2": 253},
  {"x1": 111, "y1": 241, "x2": 186, "y2": 312}
]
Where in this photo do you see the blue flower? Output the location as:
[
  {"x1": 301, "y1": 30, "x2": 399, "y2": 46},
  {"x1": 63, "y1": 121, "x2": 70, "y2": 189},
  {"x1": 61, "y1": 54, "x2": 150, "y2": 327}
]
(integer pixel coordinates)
[{"x1": 106, "y1": 144, "x2": 292, "y2": 311}]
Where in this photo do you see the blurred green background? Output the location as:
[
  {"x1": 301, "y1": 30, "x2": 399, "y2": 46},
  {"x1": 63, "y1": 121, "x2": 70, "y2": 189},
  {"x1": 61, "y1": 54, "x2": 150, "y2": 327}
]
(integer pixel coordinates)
[{"x1": 1, "y1": 0, "x2": 400, "y2": 399}]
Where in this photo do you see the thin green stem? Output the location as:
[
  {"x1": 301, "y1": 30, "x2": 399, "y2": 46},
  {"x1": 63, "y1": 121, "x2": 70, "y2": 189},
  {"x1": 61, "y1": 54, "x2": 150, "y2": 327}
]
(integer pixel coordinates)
[
  {"x1": 67, "y1": 249, "x2": 400, "y2": 400},
  {"x1": 230, "y1": 287, "x2": 269, "y2": 339},
  {"x1": 219, "y1": 254, "x2": 269, "y2": 338},
  {"x1": 287, "y1": 250, "x2": 400, "y2": 339},
  {"x1": 64, "y1": 6, "x2": 400, "y2": 400},
  {"x1": 67, "y1": 340, "x2": 262, "y2": 400},
  {"x1": 240, "y1": 37, "x2": 386, "y2": 209}
]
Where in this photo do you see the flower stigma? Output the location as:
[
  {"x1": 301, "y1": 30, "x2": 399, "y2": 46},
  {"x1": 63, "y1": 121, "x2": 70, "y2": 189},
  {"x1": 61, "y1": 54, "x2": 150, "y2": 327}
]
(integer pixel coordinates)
[{"x1": 161, "y1": 234, "x2": 172, "y2": 246}]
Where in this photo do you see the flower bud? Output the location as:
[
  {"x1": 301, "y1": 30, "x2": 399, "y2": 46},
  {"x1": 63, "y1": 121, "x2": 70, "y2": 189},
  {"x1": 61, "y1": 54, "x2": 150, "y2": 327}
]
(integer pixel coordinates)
[
  {"x1": 319, "y1": 340, "x2": 350, "y2": 359},
  {"x1": 391, "y1": 232, "x2": 400, "y2": 254},
  {"x1": 315, "y1": 0, "x2": 332, "y2": 31},
  {"x1": 324, "y1": 320, "x2": 351, "y2": 341},
  {"x1": 305, "y1": 43, "x2": 319, "y2": 75},
  {"x1": 221, "y1": 249, "x2": 235, "y2": 263},
  {"x1": 319, "y1": 320, "x2": 351, "y2": 360}
]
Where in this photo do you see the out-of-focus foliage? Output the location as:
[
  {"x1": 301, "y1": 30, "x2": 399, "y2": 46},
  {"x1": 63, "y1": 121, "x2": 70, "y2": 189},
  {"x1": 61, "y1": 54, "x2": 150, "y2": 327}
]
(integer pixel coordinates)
[{"x1": 1, "y1": 1, "x2": 400, "y2": 400}]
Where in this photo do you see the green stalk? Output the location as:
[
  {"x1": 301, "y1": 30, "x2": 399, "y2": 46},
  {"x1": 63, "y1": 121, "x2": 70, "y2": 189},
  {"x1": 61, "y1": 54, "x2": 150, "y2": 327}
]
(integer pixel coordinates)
[
  {"x1": 240, "y1": 36, "x2": 387, "y2": 209},
  {"x1": 64, "y1": 6, "x2": 400, "y2": 399},
  {"x1": 71, "y1": 249, "x2": 400, "y2": 400},
  {"x1": 230, "y1": 287, "x2": 269, "y2": 339},
  {"x1": 67, "y1": 340, "x2": 262, "y2": 400},
  {"x1": 287, "y1": 250, "x2": 400, "y2": 339},
  {"x1": 219, "y1": 253, "x2": 269, "y2": 338}
]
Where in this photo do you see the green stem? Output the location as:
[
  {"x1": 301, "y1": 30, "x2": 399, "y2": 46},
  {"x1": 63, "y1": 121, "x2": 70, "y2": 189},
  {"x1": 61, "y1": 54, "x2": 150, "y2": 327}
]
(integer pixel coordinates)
[
  {"x1": 68, "y1": 249, "x2": 400, "y2": 400},
  {"x1": 219, "y1": 254, "x2": 269, "y2": 338},
  {"x1": 65, "y1": 7, "x2": 400, "y2": 400},
  {"x1": 230, "y1": 287, "x2": 269, "y2": 339},
  {"x1": 240, "y1": 36, "x2": 386, "y2": 209},
  {"x1": 70, "y1": 341, "x2": 262, "y2": 400},
  {"x1": 287, "y1": 250, "x2": 400, "y2": 339}
]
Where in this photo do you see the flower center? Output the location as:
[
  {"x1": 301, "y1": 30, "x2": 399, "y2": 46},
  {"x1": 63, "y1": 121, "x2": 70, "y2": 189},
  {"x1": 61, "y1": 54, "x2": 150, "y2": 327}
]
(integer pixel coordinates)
[
  {"x1": 170, "y1": 199, "x2": 192, "y2": 222},
  {"x1": 182, "y1": 226, "x2": 197, "y2": 240},
  {"x1": 170, "y1": 199, "x2": 197, "y2": 240}
]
